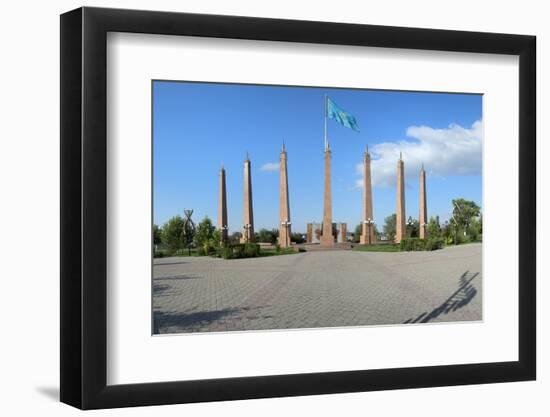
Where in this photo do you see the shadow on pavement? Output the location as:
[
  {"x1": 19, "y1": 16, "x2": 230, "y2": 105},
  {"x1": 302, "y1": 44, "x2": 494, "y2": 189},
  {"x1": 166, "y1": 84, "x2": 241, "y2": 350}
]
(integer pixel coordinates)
[
  {"x1": 403, "y1": 270, "x2": 479, "y2": 324},
  {"x1": 153, "y1": 306, "x2": 271, "y2": 333}
]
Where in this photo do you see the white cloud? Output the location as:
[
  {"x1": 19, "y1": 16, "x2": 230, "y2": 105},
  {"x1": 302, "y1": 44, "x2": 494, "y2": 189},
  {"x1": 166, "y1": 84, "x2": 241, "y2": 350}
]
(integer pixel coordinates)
[
  {"x1": 355, "y1": 120, "x2": 482, "y2": 188},
  {"x1": 260, "y1": 162, "x2": 280, "y2": 172}
]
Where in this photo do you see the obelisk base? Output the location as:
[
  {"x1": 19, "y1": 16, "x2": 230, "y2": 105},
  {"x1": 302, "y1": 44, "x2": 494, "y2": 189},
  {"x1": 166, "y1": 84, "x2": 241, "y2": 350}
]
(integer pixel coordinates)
[
  {"x1": 278, "y1": 229, "x2": 291, "y2": 248},
  {"x1": 359, "y1": 235, "x2": 376, "y2": 245},
  {"x1": 320, "y1": 224, "x2": 334, "y2": 247},
  {"x1": 359, "y1": 227, "x2": 376, "y2": 245}
]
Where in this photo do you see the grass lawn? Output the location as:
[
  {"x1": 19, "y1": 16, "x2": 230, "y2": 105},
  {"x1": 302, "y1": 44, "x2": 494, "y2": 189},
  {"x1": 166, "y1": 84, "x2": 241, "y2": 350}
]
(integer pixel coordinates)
[
  {"x1": 259, "y1": 247, "x2": 298, "y2": 257},
  {"x1": 154, "y1": 249, "x2": 199, "y2": 258},
  {"x1": 352, "y1": 244, "x2": 401, "y2": 252},
  {"x1": 155, "y1": 247, "x2": 298, "y2": 259}
]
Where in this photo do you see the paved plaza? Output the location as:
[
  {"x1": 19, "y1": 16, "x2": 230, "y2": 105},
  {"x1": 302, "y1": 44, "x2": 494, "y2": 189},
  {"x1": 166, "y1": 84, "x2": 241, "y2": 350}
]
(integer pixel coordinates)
[{"x1": 153, "y1": 243, "x2": 482, "y2": 334}]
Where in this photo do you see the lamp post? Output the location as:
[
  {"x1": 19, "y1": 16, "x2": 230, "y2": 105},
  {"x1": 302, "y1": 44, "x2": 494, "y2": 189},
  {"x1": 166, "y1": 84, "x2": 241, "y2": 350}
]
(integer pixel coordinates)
[
  {"x1": 407, "y1": 218, "x2": 414, "y2": 238},
  {"x1": 243, "y1": 224, "x2": 251, "y2": 243},
  {"x1": 220, "y1": 225, "x2": 228, "y2": 245},
  {"x1": 364, "y1": 218, "x2": 374, "y2": 245}
]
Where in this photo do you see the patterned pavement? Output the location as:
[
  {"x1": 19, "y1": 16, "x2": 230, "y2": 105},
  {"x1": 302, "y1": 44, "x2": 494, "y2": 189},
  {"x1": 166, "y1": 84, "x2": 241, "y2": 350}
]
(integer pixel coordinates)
[{"x1": 153, "y1": 243, "x2": 482, "y2": 334}]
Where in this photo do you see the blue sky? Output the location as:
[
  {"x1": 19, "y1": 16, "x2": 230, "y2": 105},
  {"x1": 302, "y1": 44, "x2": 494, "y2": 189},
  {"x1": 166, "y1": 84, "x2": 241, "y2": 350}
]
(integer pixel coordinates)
[{"x1": 153, "y1": 81, "x2": 482, "y2": 233}]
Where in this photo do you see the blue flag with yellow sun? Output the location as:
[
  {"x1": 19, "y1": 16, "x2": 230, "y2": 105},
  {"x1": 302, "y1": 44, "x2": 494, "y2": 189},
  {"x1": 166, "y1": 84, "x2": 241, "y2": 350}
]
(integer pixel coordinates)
[{"x1": 326, "y1": 97, "x2": 360, "y2": 132}]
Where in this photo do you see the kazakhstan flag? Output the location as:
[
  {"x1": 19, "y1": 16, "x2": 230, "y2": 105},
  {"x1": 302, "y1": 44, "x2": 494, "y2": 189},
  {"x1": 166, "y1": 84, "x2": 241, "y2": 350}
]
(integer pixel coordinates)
[{"x1": 326, "y1": 97, "x2": 360, "y2": 132}]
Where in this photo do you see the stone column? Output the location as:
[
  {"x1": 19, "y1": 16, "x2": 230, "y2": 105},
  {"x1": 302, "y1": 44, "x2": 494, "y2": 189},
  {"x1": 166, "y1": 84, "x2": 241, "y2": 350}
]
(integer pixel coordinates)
[
  {"x1": 218, "y1": 166, "x2": 228, "y2": 243},
  {"x1": 306, "y1": 223, "x2": 313, "y2": 243},
  {"x1": 360, "y1": 147, "x2": 376, "y2": 245},
  {"x1": 419, "y1": 164, "x2": 428, "y2": 239},
  {"x1": 395, "y1": 153, "x2": 406, "y2": 243},
  {"x1": 341, "y1": 223, "x2": 347, "y2": 243},
  {"x1": 278, "y1": 144, "x2": 292, "y2": 247},
  {"x1": 240, "y1": 155, "x2": 255, "y2": 243},
  {"x1": 320, "y1": 147, "x2": 334, "y2": 246}
]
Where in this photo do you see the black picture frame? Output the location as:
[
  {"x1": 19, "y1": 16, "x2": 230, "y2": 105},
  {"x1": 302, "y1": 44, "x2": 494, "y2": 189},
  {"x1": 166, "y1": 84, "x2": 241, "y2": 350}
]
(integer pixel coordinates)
[{"x1": 60, "y1": 6, "x2": 536, "y2": 410}]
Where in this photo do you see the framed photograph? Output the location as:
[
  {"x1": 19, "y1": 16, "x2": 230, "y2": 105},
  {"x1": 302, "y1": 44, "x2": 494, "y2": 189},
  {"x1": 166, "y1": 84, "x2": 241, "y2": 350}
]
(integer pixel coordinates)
[{"x1": 60, "y1": 7, "x2": 536, "y2": 409}]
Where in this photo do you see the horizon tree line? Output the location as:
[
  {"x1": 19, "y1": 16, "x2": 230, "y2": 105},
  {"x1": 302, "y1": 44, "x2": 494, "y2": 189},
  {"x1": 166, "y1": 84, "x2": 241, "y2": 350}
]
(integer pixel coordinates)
[{"x1": 154, "y1": 197, "x2": 481, "y2": 250}]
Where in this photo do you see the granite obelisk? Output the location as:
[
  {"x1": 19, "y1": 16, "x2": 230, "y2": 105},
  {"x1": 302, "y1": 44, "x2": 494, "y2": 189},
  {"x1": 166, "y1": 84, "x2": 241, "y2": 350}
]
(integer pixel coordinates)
[
  {"x1": 278, "y1": 143, "x2": 292, "y2": 247},
  {"x1": 395, "y1": 153, "x2": 406, "y2": 243},
  {"x1": 320, "y1": 144, "x2": 334, "y2": 246},
  {"x1": 240, "y1": 154, "x2": 255, "y2": 243},
  {"x1": 360, "y1": 146, "x2": 375, "y2": 245},
  {"x1": 419, "y1": 164, "x2": 427, "y2": 239},
  {"x1": 218, "y1": 165, "x2": 228, "y2": 243}
]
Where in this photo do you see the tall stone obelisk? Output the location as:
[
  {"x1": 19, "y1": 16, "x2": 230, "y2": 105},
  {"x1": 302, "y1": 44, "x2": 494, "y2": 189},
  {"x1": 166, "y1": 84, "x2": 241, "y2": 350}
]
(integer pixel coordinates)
[
  {"x1": 360, "y1": 146, "x2": 376, "y2": 245},
  {"x1": 395, "y1": 153, "x2": 406, "y2": 243},
  {"x1": 419, "y1": 164, "x2": 427, "y2": 239},
  {"x1": 320, "y1": 144, "x2": 334, "y2": 246},
  {"x1": 278, "y1": 143, "x2": 292, "y2": 247},
  {"x1": 240, "y1": 154, "x2": 255, "y2": 243},
  {"x1": 218, "y1": 165, "x2": 228, "y2": 243}
]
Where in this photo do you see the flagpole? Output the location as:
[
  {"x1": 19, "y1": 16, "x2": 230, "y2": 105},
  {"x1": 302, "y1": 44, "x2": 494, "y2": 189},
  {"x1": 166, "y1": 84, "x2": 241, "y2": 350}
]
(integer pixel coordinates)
[{"x1": 324, "y1": 95, "x2": 328, "y2": 151}]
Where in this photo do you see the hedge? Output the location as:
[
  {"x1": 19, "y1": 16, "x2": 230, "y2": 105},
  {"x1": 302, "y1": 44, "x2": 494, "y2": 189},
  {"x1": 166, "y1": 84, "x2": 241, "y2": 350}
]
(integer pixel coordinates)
[
  {"x1": 218, "y1": 243, "x2": 260, "y2": 259},
  {"x1": 400, "y1": 237, "x2": 444, "y2": 251}
]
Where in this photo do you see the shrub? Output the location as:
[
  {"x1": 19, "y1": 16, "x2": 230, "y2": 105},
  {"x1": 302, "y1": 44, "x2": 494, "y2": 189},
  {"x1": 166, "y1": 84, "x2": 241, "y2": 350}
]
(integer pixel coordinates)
[
  {"x1": 217, "y1": 243, "x2": 260, "y2": 259},
  {"x1": 454, "y1": 232, "x2": 465, "y2": 245},
  {"x1": 425, "y1": 237, "x2": 444, "y2": 251},
  {"x1": 291, "y1": 232, "x2": 305, "y2": 244},
  {"x1": 400, "y1": 237, "x2": 444, "y2": 251},
  {"x1": 196, "y1": 237, "x2": 218, "y2": 256},
  {"x1": 220, "y1": 246, "x2": 234, "y2": 259},
  {"x1": 400, "y1": 238, "x2": 425, "y2": 251},
  {"x1": 243, "y1": 243, "x2": 260, "y2": 258},
  {"x1": 232, "y1": 244, "x2": 245, "y2": 258}
]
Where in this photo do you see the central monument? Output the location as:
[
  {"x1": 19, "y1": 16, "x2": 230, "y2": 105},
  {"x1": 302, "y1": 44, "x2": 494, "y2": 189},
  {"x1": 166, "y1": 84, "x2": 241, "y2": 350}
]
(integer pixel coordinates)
[
  {"x1": 218, "y1": 165, "x2": 228, "y2": 243},
  {"x1": 278, "y1": 143, "x2": 292, "y2": 247},
  {"x1": 320, "y1": 143, "x2": 334, "y2": 246},
  {"x1": 240, "y1": 154, "x2": 255, "y2": 243}
]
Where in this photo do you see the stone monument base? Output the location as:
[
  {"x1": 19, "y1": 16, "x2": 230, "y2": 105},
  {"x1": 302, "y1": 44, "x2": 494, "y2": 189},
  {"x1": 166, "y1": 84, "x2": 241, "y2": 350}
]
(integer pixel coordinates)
[
  {"x1": 360, "y1": 233, "x2": 376, "y2": 245},
  {"x1": 319, "y1": 235, "x2": 334, "y2": 247}
]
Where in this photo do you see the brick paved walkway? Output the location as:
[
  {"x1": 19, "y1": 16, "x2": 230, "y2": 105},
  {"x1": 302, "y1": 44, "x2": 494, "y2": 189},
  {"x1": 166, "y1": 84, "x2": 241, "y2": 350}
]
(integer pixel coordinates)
[{"x1": 153, "y1": 243, "x2": 482, "y2": 334}]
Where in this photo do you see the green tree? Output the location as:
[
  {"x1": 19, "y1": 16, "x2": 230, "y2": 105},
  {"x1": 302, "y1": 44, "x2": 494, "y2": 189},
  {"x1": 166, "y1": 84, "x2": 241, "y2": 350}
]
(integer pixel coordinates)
[
  {"x1": 194, "y1": 216, "x2": 216, "y2": 254},
  {"x1": 406, "y1": 216, "x2": 419, "y2": 238},
  {"x1": 291, "y1": 232, "x2": 305, "y2": 244},
  {"x1": 257, "y1": 228, "x2": 279, "y2": 244},
  {"x1": 161, "y1": 215, "x2": 185, "y2": 250},
  {"x1": 427, "y1": 215, "x2": 441, "y2": 238},
  {"x1": 212, "y1": 229, "x2": 222, "y2": 246},
  {"x1": 229, "y1": 232, "x2": 242, "y2": 245},
  {"x1": 353, "y1": 224, "x2": 362, "y2": 243},
  {"x1": 468, "y1": 217, "x2": 482, "y2": 241},
  {"x1": 452, "y1": 198, "x2": 481, "y2": 231},
  {"x1": 479, "y1": 214, "x2": 483, "y2": 235},
  {"x1": 153, "y1": 224, "x2": 162, "y2": 246},
  {"x1": 373, "y1": 224, "x2": 380, "y2": 240},
  {"x1": 383, "y1": 214, "x2": 397, "y2": 241}
]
